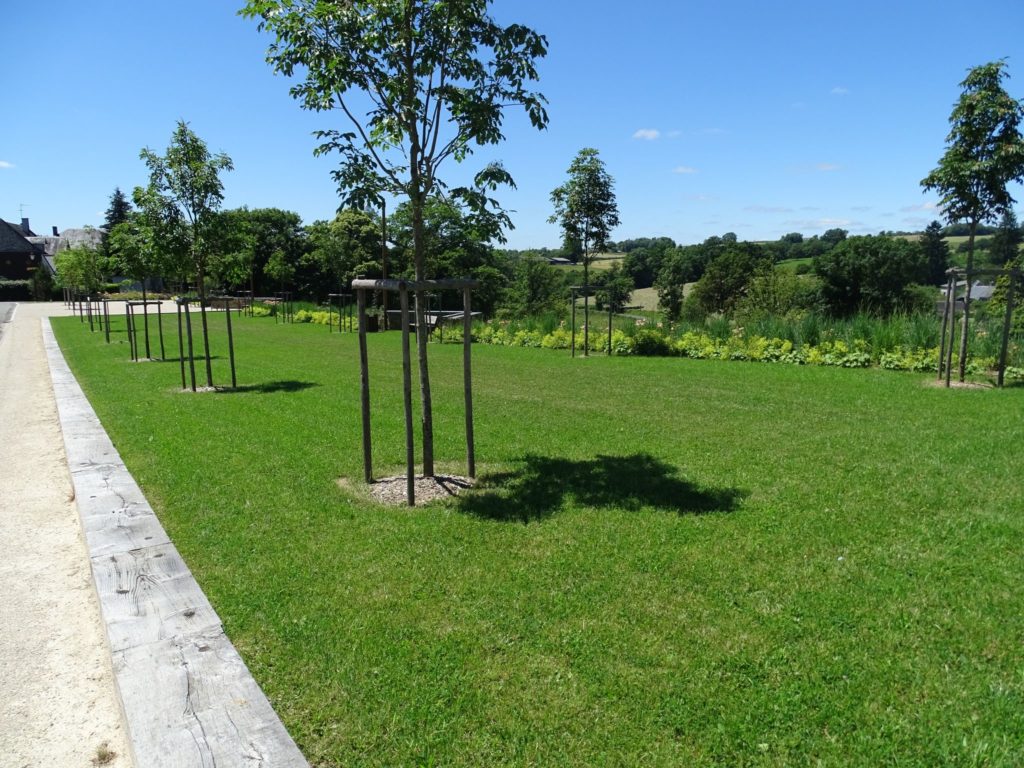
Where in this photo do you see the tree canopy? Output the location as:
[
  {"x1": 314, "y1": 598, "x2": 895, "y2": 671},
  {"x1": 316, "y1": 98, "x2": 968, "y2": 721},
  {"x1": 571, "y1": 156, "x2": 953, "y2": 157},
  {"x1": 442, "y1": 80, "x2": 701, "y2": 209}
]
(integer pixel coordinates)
[
  {"x1": 241, "y1": 0, "x2": 548, "y2": 279},
  {"x1": 920, "y1": 220, "x2": 951, "y2": 284},
  {"x1": 100, "y1": 187, "x2": 133, "y2": 258},
  {"x1": 548, "y1": 148, "x2": 620, "y2": 270},
  {"x1": 139, "y1": 121, "x2": 234, "y2": 297},
  {"x1": 921, "y1": 60, "x2": 1024, "y2": 266},
  {"x1": 813, "y1": 236, "x2": 928, "y2": 316}
]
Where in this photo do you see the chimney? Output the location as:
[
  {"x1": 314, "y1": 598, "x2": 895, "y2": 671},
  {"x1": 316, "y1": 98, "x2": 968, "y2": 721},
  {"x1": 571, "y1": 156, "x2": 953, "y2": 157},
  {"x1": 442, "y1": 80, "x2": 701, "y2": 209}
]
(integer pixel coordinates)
[
  {"x1": 52, "y1": 226, "x2": 59, "y2": 236},
  {"x1": 21, "y1": 217, "x2": 30, "y2": 234}
]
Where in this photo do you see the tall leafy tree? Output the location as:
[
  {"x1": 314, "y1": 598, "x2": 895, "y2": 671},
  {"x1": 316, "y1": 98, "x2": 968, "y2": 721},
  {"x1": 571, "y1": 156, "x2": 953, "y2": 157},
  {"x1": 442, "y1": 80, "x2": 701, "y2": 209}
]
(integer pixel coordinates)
[
  {"x1": 307, "y1": 209, "x2": 383, "y2": 296},
  {"x1": 242, "y1": 0, "x2": 548, "y2": 476},
  {"x1": 140, "y1": 121, "x2": 234, "y2": 387},
  {"x1": 215, "y1": 207, "x2": 306, "y2": 295},
  {"x1": 921, "y1": 60, "x2": 1024, "y2": 379},
  {"x1": 100, "y1": 187, "x2": 133, "y2": 258},
  {"x1": 813, "y1": 236, "x2": 928, "y2": 316},
  {"x1": 920, "y1": 220, "x2": 951, "y2": 284},
  {"x1": 500, "y1": 257, "x2": 568, "y2": 319},
  {"x1": 989, "y1": 209, "x2": 1022, "y2": 265},
  {"x1": 548, "y1": 147, "x2": 620, "y2": 355},
  {"x1": 592, "y1": 262, "x2": 633, "y2": 314},
  {"x1": 690, "y1": 245, "x2": 771, "y2": 316}
]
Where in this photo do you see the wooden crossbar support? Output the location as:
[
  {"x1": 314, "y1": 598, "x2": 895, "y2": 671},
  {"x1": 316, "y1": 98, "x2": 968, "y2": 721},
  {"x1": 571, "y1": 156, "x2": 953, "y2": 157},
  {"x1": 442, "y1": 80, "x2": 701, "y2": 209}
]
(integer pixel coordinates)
[{"x1": 351, "y1": 278, "x2": 480, "y2": 292}]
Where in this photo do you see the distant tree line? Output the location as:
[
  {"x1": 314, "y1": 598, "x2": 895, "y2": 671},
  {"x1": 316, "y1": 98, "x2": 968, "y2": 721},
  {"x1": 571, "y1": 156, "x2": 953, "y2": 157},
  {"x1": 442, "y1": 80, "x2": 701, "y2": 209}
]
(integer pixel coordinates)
[{"x1": 70, "y1": 195, "x2": 1016, "y2": 326}]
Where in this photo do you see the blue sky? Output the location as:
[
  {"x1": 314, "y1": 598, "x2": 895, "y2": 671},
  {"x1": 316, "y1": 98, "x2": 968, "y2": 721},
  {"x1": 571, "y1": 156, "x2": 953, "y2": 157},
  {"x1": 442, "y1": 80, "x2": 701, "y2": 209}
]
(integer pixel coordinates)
[{"x1": 3, "y1": 0, "x2": 1024, "y2": 249}]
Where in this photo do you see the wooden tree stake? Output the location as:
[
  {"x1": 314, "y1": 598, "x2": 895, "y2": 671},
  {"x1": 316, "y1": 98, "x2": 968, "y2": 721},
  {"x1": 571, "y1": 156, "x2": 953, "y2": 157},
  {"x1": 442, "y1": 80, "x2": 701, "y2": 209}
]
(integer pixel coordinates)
[
  {"x1": 997, "y1": 275, "x2": 1018, "y2": 388},
  {"x1": 357, "y1": 289, "x2": 373, "y2": 484},
  {"x1": 938, "y1": 274, "x2": 953, "y2": 381},
  {"x1": 463, "y1": 287, "x2": 475, "y2": 478},
  {"x1": 400, "y1": 284, "x2": 415, "y2": 506}
]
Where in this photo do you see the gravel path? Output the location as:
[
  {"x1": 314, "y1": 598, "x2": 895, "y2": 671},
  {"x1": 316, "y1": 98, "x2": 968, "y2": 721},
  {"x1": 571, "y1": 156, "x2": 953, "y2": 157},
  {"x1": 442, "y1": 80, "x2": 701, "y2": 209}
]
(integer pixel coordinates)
[{"x1": 0, "y1": 303, "x2": 131, "y2": 767}]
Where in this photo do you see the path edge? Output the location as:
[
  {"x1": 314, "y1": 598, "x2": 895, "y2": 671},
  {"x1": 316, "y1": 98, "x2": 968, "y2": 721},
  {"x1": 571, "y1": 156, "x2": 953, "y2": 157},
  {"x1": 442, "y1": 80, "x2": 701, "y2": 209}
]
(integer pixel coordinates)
[{"x1": 43, "y1": 318, "x2": 309, "y2": 768}]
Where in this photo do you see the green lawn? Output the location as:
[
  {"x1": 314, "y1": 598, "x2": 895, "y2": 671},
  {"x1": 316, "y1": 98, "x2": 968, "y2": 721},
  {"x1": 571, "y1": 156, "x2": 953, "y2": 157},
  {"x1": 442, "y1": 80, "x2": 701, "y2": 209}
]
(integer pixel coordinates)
[{"x1": 53, "y1": 314, "x2": 1024, "y2": 767}]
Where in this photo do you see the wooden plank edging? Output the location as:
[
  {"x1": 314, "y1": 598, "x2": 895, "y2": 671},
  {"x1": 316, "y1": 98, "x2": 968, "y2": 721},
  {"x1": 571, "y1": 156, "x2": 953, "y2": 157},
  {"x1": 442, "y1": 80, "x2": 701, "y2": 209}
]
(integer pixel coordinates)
[{"x1": 43, "y1": 319, "x2": 309, "y2": 768}]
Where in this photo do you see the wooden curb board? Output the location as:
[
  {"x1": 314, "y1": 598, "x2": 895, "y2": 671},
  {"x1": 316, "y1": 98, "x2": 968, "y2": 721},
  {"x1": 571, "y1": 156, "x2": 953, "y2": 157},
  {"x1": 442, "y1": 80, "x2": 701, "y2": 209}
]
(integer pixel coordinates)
[{"x1": 43, "y1": 320, "x2": 308, "y2": 768}]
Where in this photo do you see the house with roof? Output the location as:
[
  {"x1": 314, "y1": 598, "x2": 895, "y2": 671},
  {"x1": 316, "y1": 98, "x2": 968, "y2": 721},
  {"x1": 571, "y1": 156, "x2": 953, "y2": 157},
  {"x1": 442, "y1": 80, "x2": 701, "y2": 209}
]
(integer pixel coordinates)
[
  {"x1": 0, "y1": 218, "x2": 47, "y2": 280},
  {"x1": 0, "y1": 217, "x2": 101, "y2": 283}
]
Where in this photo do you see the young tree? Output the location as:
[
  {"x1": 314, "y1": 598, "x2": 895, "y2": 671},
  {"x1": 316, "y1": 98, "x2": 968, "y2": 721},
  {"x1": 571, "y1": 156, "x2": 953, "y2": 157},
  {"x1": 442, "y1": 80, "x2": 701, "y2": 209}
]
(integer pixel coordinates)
[
  {"x1": 55, "y1": 246, "x2": 103, "y2": 295},
  {"x1": 140, "y1": 121, "x2": 234, "y2": 387},
  {"x1": 242, "y1": 0, "x2": 549, "y2": 476},
  {"x1": 549, "y1": 148, "x2": 620, "y2": 356},
  {"x1": 921, "y1": 60, "x2": 1024, "y2": 379}
]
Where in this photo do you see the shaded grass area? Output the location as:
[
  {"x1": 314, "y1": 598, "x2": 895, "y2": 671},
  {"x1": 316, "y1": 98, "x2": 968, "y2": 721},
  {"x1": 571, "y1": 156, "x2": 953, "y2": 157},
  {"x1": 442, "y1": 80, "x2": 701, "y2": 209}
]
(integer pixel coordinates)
[{"x1": 53, "y1": 313, "x2": 1024, "y2": 767}]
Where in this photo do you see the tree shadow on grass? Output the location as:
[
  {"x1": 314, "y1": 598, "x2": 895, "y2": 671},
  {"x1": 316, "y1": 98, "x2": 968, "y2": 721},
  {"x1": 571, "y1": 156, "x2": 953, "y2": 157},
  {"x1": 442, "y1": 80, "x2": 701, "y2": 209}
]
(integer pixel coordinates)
[
  {"x1": 457, "y1": 453, "x2": 746, "y2": 523},
  {"x1": 215, "y1": 380, "x2": 319, "y2": 394}
]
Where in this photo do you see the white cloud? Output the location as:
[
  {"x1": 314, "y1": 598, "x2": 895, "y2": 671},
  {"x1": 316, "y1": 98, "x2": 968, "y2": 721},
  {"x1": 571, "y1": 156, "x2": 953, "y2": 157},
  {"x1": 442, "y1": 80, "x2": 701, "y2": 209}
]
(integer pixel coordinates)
[
  {"x1": 851, "y1": 206, "x2": 873, "y2": 212},
  {"x1": 0, "y1": 160, "x2": 14, "y2": 169},
  {"x1": 900, "y1": 202, "x2": 940, "y2": 213},
  {"x1": 666, "y1": 130, "x2": 683, "y2": 139},
  {"x1": 672, "y1": 166, "x2": 698, "y2": 174},
  {"x1": 632, "y1": 128, "x2": 660, "y2": 141},
  {"x1": 831, "y1": 86, "x2": 850, "y2": 96},
  {"x1": 745, "y1": 205, "x2": 794, "y2": 213},
  {"x1": 816, "y1": 163, "x2": 841, "y2": 172},
  {"x1": 783, "y1": 217, "x2": 859, "y2": 230}
]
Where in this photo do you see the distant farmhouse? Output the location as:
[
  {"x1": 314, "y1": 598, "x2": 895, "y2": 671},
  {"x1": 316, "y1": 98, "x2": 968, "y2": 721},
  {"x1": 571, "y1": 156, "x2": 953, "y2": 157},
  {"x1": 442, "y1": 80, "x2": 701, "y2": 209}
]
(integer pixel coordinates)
[{"x1": 0, "y1": 217, "x2": 103, "y2": 281}]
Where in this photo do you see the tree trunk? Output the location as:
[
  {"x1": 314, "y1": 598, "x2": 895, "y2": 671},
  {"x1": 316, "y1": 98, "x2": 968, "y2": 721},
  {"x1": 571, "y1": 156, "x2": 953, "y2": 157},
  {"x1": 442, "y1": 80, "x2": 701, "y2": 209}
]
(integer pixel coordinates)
[
  {"x1": 381, "y1": 201, "x2": 389, "y2": 331},
  {"x1": 957, "y1": 221, "x2": 976, "y2": 382},
  {"x1": 412, "y1": 197, "x2": 435, "y2": 477}
]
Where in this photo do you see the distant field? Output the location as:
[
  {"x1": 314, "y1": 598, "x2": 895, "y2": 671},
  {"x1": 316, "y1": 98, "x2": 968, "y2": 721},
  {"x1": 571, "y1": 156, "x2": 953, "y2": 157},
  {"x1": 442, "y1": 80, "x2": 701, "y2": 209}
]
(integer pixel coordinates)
[
  {"x1": 775, "y1": 257, "x2": 813, "y2": 273},
  {"x1": 630, "y1": 286, "x2": 659, "y2": 311},
  {"x1": 589, "y1": 253, "x2": 624, "y2": 270}
]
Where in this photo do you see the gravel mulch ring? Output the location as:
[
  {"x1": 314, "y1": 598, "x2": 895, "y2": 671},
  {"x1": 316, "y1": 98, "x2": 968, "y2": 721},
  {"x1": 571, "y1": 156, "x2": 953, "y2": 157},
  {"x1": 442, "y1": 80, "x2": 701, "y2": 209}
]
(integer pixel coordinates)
[
  {"x1": 340, "y1": 474, "x2": 475, "y2": 507},
  {"x1": 923, "y1": 378, "x2": 992, "y2": 390}
]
